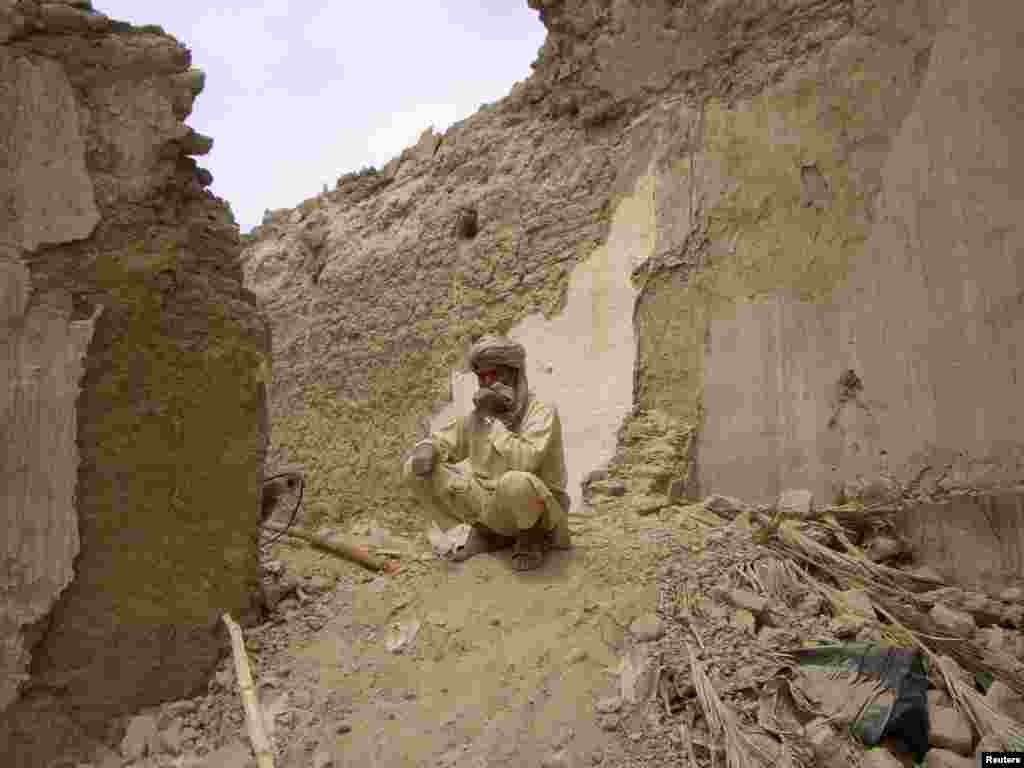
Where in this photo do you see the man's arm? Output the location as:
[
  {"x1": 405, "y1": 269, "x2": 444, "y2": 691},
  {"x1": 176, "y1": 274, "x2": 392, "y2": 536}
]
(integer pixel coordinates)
[
  {"x1": 413, "y1": 416, "x2": 466, "y2": 464},
  {"x1": 488, "y1": 403, "x2": 558, "y2": 474}
]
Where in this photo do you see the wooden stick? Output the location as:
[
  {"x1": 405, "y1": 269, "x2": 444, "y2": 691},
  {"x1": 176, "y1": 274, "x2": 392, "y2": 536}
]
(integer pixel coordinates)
[
  {"x1": 222, "y1": 613, "x2": 274, "y2": 768},
  {"x1": 263, "y1": 522, "x2": 396, "y2": 573}
]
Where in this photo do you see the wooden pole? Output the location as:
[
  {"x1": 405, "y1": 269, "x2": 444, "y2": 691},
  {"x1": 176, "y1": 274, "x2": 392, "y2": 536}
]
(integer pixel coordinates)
[
  {"x1": 222, "y1": 613, "x2": 275, "y2": 768},
  {"x1": 262, "y1": 522, "x2": 397, "y2": 573}
]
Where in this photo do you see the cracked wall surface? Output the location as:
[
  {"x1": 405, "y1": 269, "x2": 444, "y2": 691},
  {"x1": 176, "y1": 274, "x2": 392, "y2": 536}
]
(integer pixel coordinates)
[{"x1": 1, "y1": 4, "x2": 270, "y2": 766}]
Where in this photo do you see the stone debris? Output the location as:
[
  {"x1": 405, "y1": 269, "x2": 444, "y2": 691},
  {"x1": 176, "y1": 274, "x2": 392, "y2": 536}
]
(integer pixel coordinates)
[
  {"x1": 927, "y1": 707, "x2": 974, "y2": 755},
  {"x1": 541, "y1": 750, "x2": 569, "y2": 768},
  {"x1": 595, "y1": 696, "x2": 622, "y2": 714},
  {"x1": 999, "y1": 586, "x2": 1023, "y2": 602},
  {"x1": 829, "y1": 613, "x2": 867, "y2": 638},
  {"x1": 121, "y1": 714, "x2": 159, "y2": 759},
  {"x1": 984, "y1": 680, "x2": 1024, "y2": 722},
  {"x1": 864, "y1": 535, "x2": 904, "y2": 562},
  {"x1": 629, "y1": 613, "x2": 665, "y2": 641},
  {"x1": 921, "y1": 748, "x2": 974, "y2": 768},
  {"x1": 839, "y1": 588, "x2": 876, "y2": 618},
  {"x1": 702, "y1": 494, "x2": 751, "y2": 519},
  {"x1": 566, "y1": 647, "x2": 588, "y2": 664},
  {"x1": 384, "y1": 619, "x2": 421, "y2": 653},
  {"x1": 927, "y1": 688, "x2": 953, "y2": 710},
  {"x1": 619, "y1": 645, "x2": 658, "y2": 704},
  {"x1": 158, "y1": 717, "x2": 185, "y2": 755},
  {"x1": 731, "y1": 608, "x2": 757, "y2": 635},
  {"x1": 777, "y1": 489, "x2": 814, "y2": 518},
  {"x1": 929, "y1": 604, "x2": 977, "y2": 637}
]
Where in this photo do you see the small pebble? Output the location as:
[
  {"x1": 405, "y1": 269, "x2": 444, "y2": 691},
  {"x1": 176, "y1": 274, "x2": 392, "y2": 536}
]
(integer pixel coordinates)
[
  {"x1": 566, "y1": 648, "x2": 587, "y2": 664},
  {"x1": 336, "y1": 722, "x2": 352, "y2": 734}
]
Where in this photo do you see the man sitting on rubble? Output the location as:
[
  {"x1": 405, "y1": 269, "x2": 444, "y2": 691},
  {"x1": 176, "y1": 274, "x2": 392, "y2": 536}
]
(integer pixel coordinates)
[{"x1": 402, "y1": 334, "x2": 571, "y2": 571}]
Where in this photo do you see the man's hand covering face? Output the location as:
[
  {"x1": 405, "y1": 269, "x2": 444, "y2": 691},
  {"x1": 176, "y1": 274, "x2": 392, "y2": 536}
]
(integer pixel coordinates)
[{"x1": 473, "y1": 382, "x2": 515, "y2": 416}]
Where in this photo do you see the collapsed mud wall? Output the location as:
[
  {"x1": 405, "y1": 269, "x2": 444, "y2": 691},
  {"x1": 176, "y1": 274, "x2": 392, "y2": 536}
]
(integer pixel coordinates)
[
  {"x1": 243, "y1": 0, "x2": 1023, "y2": 548},
  {"x1": 1, "y1": 2, "x2": 270, "y2": 764}
]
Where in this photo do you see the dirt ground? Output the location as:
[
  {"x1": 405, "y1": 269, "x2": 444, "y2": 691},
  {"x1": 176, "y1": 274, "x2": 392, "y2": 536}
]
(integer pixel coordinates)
[
  {"x1": 74, "y1": 489, "x2": 1024, "y2": 768},
  {"x1": 79, "y1": 497, "x2": 719, "y2": 768}
]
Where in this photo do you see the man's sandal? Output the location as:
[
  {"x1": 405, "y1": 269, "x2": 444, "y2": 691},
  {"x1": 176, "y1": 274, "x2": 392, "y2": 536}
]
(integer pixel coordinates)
[
  {"x1": 511, "y1": 523, "x2": 551, "y2": 572},
  {"x1": 450, "y1": 525, "x2": 514, "y2": 562}
]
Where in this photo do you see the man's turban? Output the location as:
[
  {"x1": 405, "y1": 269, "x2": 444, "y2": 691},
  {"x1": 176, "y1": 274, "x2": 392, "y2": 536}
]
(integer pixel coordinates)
[{"x1": 469, "y1": 335, "x2": 526, "y2": 372}]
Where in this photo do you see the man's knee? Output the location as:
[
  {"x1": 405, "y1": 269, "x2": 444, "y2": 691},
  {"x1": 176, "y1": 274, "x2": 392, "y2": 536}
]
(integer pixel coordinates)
[{"x1": 495, "y1": 471, "x2": 540, "y2": 501}]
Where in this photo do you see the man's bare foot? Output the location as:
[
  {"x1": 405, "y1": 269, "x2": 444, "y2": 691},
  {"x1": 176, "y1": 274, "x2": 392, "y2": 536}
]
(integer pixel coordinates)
[
  {"x1": 450, "y1": 525, "x2": 514, "y2": 562},
  {"x1": 511, "y1": 523, "x2": 551, "y2": 571}
]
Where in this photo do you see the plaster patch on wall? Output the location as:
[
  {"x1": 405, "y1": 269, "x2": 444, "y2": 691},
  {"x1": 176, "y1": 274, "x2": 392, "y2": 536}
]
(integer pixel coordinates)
[
  {"x1": 430, "y1": 172, "x2": 655, "y2": 515},
  {"x1": 0, "y1": 254, "x2": 103, "y2": 714}
]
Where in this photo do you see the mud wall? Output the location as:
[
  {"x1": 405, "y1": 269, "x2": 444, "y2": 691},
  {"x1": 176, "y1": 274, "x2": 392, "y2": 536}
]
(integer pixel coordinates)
[
  {"x1": 244, "y1": 0, "x2": 1023, "y2": 535},
  {"x1": 1, "y1": 3, "x2": 269, "y2": 764}
]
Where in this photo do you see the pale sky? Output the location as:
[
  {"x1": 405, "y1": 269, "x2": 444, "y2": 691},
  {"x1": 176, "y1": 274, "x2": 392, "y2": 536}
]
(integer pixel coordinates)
[{"x1": 93, "y1": 2, "x2": 547, "y2": 232}]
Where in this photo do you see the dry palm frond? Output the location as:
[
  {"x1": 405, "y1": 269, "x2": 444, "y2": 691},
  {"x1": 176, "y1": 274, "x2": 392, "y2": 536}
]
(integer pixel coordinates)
[
  {"x1": 767, "y1": 520, "x2": 1024, "y2": 693},
  {"x1": 932, "y1": 654, "x2": 1024, "y2": 751},
  {"x1": 687, "y1": 643, "x2": 789, "y2": 768}
]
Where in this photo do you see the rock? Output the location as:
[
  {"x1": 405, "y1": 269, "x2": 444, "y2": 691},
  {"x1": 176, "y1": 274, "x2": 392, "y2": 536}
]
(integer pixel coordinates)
[
  {"x1": 830, "y1": 613, "x2": 867, "y2": 638},
  {"x1": 716, "y1": 588, "x2": 770, "y2": 616},
  {"x1": 598, "y1": 714, "x2": 620, "y2": 731},
  {"x1": 200, "y1": 739, "x2": 256, "y2": 768},
  {"x1": 336, "y1": 721, "x2": 352, "y2": 734},
  {"x1": 619, "y1": 645, "x2": 658, "y2": 704},
  {"x1": 702, "y1": 494, "x2": 751, "y2": 519},
  {"x1": 164, "y1": 699, "x2": 198, "y2": 717},
  {"x1": 927, "y1": 688, "x2": 953, "y2": 710},
  {"x1": 777, "y1": 489, "x2": 814, "y2": 518},
  {"x1": 797, "y1": 592, "x2": 826, "y2": 616},
  {"x1": 998, "y1": 586, "x2": 1023, "y2": 602},
  {"x1": 841, "y1": 588, "x2": 876, "y2": 618},
  {"x1": 595, "y1": 696, "x2": 622, "y2": 714},
  {"x1": 928, "y1": 707, "x2": 973, "y2": 755},
  {"x1": 566, "y1": 647, "x2": 588, "y2": 664},
  {"x1": 878, "y1": 737, "x2": 917, "y2": 768},
  {"x1": 629, "y1": 613, "x2": 665, "y2": 641},
  {"x1": 304, "y1": 575, "x2": 334, "y2": 594},
  {"x1": 159, "y1": 717, "x2": 185, "y2": 755},
  {"x1": 929, "y1": 604, "x2": 976, "y2": 637},
  {"x1": 631, "y1": 494, "x2": 670, "y2": 515},
  {"x1": 906, "y1": 566, "x2": 945, "y2": 584},
  {"x1": 590, "y1": 480, "x2": 627, "y2": 497},
  {"x1": 384, "y1": 620, "x2": 421, "y2": 653},
  {"x1": 984, "y1": 680, "x2": 1024, "y2": 722},
  {"x1": 975, "y1": 733, "x2": 1005, "y2": 759},
  {"x1": 921, "y1": 748, "x2": 973, "y2": 768},
  {"x1": 862, "y1": 747, "x2": 906, "y2": 768},
  {"x1": 805, "y1": 718, "x2": 846, "y2": 768},
  {"x1": 121, "y1": 714, "x2": 159, "y2": 759},
  {"x1": 1002, "y1": 603, "x2": 1024, "y2": 628},
  {"x1": 865, "y1": 536, "x2": 904, "y2": 562},
  {"x1": 552, "y1": 725, "x2": 575, "y2": 749},
  {"x1": 590, "y1": 748, "x2": 605, "y2": 765},
  {"x1": 732, "y1": 608, "x2": 757, "y2": 635}
]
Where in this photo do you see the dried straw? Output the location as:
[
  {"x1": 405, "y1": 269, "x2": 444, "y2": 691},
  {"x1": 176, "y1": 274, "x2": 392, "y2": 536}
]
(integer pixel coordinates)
[{"x1": 686, "y1": 643, "x2": 781, "y2": 768}]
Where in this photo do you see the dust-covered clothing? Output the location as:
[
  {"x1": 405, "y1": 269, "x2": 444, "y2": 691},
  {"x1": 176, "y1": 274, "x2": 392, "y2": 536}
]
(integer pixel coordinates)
[{"x1": 402, "y1": 393, "x2": 571, "y2": 548}]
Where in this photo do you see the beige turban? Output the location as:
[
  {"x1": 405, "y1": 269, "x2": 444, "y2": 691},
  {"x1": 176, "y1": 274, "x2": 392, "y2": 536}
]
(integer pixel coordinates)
[{"x1": 469, "y1": 335, "x2": 530, "y2": 431}]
